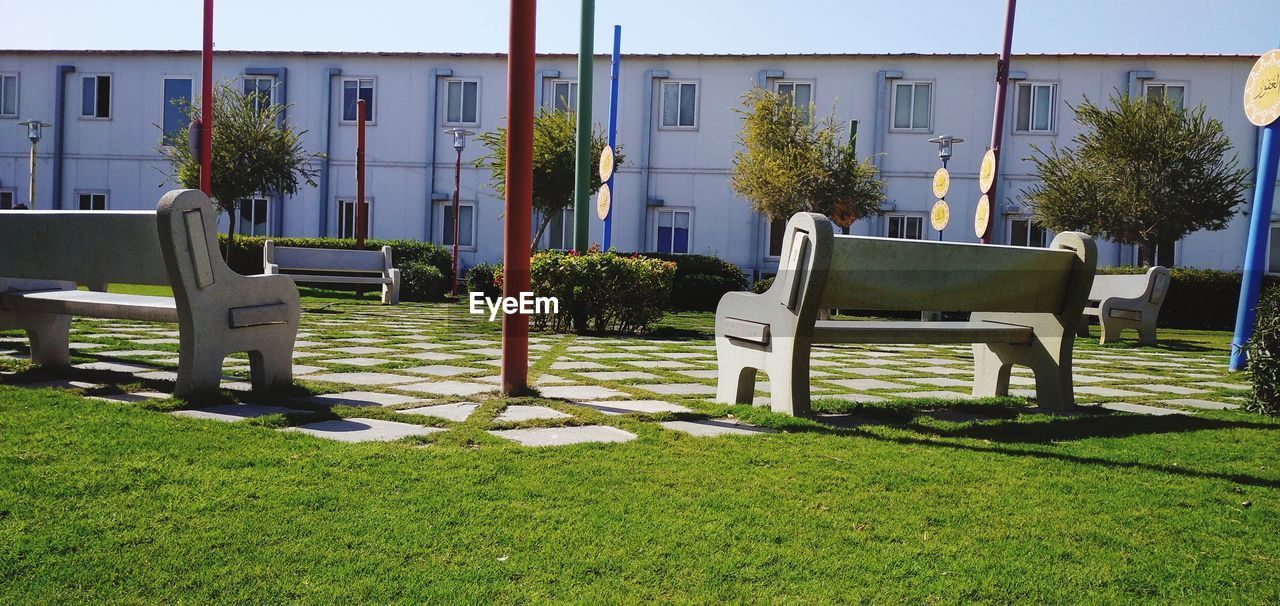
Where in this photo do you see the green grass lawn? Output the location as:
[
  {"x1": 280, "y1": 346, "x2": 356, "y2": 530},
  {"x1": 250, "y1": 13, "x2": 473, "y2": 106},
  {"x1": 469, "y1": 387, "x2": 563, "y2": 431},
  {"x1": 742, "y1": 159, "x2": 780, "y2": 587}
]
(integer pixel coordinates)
[{"x1": 1, "y1": 297, "x2": 1277, "y2": 603}]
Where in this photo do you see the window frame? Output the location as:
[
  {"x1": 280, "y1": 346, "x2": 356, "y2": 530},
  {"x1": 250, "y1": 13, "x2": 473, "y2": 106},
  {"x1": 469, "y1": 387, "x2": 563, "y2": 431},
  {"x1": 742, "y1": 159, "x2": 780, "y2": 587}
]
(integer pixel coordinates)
[
  {"x1": 242, "y1": 74, "x2": 277, "y2": 113},
  {"x1": 774, "y1": 79, "x2": 816, "y2": 123},
  {"x1": 80, "y1": 73, "x2": 113, "y2": 120},
  {"x1": 0, "y1": 188, "x2": 15, "y2": 210},
  {"x1": 1014, "y1": 82, "x2": 1058, "y2": 134},
  {"x1": 765, "y1": 217, "x2": 788, "y2": 260},
  {"x1": 237, "y1": 195, "x2": 272, "y2": 237},
  {"x1": 160, "y1": 75, "x2": 194, "y2": 147},
  {"x1": 0, "y1": 73, "x2": 18, "y2": 119},
  {"x1": 76, "y1": 191, "x2": 108, "y2": 211},
  {"x1": 545, "y1": 206, "x2": 575, "y2": 251},
  {"x1": 1268, "y1": 224, "x2": 1280, "y2": 275},
  {"x1": 437, "y1": 200, "x2": 478, "y2": 251},
  {"x1": 443, "y1": 78, "x2": 482, "y2": 127},
  {"x1": 340, "y1": 77, "x2": 376, "y2": 125},
  {"x1": 652, "y1": 207, "x2": 694, "y2": 254},
  {"x1": 1143, "y1": 80, "x2": 1189, "y2": 111},
  {"x1": 336, "y1": 197, "x2": 373, "y2": 239},
  {"x1": 889, "y1": 80, "x2": 934, "y2": 132},
  {"x1": 659, "y1": 80, "x2": 700, "y2": 131},
  {"x1": 548, "y1": 79, "x2": 578, "y2": 114},
  {"x1": 884, "y1": 213, "x2": 925, "y2": 240},
  {"x1": 1006, "y1": 215, "x2": 1050, "y2": 248}
]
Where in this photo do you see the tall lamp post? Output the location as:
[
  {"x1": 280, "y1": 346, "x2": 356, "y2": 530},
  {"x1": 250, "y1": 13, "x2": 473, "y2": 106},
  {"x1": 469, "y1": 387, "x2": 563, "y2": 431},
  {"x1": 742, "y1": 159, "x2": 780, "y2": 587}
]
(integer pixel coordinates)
[
  {"x1": 17, "y1": 120, "x2": 50, "y2": 209},
  {"x1": 445, "y1": 127, "x2": 474, "y2": 296}
]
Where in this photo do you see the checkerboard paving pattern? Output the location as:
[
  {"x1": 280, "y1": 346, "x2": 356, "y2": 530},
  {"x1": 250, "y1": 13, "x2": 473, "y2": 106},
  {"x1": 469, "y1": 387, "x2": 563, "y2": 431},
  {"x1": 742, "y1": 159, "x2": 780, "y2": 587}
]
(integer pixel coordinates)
[{"x1": 0, "y1": 300, "x2": 1251, "y2": 447}]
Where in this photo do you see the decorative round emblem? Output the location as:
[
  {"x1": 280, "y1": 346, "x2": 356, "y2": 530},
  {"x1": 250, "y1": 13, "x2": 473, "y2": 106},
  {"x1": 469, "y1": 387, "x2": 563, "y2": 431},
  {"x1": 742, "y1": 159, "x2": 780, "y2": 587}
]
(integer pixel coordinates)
[
  {"x1": 596, "y1": 184, "x2": 611, "y2": 220},
  {"x1": 979, "y1": 149, "x2": 997, "y2": 194},
  {"x1": 932, "y1": 168, "x2": 951, "y2": 199},
  {"x1": 975, "y1": 195, "x2": 991, "y2": 239},
  {"x1": 930, "y1": 200, "x2": 950, "y2": 232}
]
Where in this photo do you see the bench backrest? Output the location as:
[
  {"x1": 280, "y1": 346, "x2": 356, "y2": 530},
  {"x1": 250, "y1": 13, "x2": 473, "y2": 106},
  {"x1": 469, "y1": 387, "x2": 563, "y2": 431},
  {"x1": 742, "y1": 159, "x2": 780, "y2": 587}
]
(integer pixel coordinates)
[
  {"x1": 0, "y1": 210, "x2": 171, "y2": 286},
  {"x1": 1088, "y1": 266, "x2": 1170, "y2": 305},
  {"x1": 772, "y1": 213, "x2": 1095, "y2": 316},
  {"x1": 267, "y1": 243, "x2": 390, "y2": 274}
]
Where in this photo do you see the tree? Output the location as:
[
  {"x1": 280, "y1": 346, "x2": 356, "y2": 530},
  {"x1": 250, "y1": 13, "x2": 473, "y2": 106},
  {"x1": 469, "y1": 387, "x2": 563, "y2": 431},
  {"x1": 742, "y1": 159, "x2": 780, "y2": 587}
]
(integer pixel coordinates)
[
  {"x1": 1023, "y1": 93, "x2": 1249, "y2": 265},
  {"x1": 731, "y1": 87, "x2": 885, "y2": 227},
  {"x1": 474, "y1": 109, "x2": 622, "y2": 252},
  {"x1": 161, "y1": 82, "x2": 322, "y2": 249}
]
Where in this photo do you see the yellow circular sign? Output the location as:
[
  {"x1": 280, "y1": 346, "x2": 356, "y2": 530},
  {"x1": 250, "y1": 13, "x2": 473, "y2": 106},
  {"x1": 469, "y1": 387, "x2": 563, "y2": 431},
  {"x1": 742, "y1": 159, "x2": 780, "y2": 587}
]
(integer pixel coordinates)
[
  {"x1": 931, "y1": 168, "x2": 951, "y2": 199},
  {"x1": 930, "y1": 199, "x2": 950, "y2": 232},
  {"x1": 598, "y1": 146, "x2": 615, "y2": 182},
  {"x1": 979, "y1": 149, "x2": 997, "y2": 194},
  {"x1": 596, "y1": 184, "x2": 611, "y2": 220},
  {"x1": 974, "y1": 195, "x2": 991, "y2": 239},
  {"x1": 1245, "y1": 49, "x2": 1280, "y2": 127}
]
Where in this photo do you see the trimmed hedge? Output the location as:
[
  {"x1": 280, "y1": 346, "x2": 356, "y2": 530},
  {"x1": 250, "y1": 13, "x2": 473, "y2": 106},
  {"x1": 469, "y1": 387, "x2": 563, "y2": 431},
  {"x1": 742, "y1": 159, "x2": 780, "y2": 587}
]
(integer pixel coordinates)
[
  {"x1": 1098, "y1": 267, "x2": 1279, "y2": 331},
  {"x1": 1246, "y1": 286, "x2": 1280, "y2": 414},
  {"x1": 218, "y1": 235, "x2": 454, "y2": 302},
  {"x1": 464, "y1": 262, "x2": 503, "y2": 300},
  {"x1": 625, "y1": 252, "x2": 748, "y2": 311}
]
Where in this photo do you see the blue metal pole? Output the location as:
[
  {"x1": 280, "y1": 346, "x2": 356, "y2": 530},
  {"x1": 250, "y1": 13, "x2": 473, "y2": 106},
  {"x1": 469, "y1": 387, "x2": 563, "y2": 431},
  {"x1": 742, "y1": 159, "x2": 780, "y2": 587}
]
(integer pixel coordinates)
[
  {"x1": 1231, "y1": 121, "x2": 1280, "y2": 370},
  {"x1": 604, "y1": 25, "x2": 621, "y2": 251}
]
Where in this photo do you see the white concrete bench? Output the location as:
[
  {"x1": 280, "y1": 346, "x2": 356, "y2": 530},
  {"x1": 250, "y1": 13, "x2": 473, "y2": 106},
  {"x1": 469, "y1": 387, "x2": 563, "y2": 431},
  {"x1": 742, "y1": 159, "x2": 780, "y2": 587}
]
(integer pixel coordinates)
[
  {"x1": 0, "y1": 189, "x2": 300, "y2": 397},
  {"x1": 1077, "y1": 266, "x2": 1169, "y2": 345},
  {"x1": 264, "y1": 241, "x2": 400, "y2": 305},
  {"x1": 714, "y1": 213, "x2": 1097, "y2": 416}
]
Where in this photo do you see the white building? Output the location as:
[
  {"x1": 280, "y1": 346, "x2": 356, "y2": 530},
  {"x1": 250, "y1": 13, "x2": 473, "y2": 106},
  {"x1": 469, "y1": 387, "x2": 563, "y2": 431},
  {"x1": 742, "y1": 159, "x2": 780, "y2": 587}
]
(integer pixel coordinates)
[{"x1": 0, "y1": 49, "x2": 1275, "y2": 279}]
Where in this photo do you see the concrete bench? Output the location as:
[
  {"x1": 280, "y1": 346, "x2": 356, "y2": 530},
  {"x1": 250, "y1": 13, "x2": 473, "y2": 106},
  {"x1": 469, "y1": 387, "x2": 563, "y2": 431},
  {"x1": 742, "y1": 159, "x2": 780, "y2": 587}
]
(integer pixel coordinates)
[
  {"x1": 264, "y1": 241, "x2": 400, "y2": 305},
  {"x1": 1077, "y1": 266, "x2": 1169, "y2": 345},
  {"x1": 0, "y1": 189, "x2": 300, "y2": 397},
  {"x1": 714, "y1": 213, "x2": 1097, "y2": 416}
]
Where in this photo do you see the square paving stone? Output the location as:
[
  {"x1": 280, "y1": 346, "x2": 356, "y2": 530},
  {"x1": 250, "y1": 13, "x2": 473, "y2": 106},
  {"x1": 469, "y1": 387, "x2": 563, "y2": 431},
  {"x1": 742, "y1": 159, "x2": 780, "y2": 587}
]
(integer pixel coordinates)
[
  {"x1": 636, "y1": 383, "x2": 717, "y2": 396},
  {"x1": 1164, "y1": 398, "x2": 1240, "y2": 411},
  {"x1": 1075, "y1": 386, "x2": 1151, "y2": 398},
  {"x1": 325, "y1": 346, "x2": 395, "y2": 355},
  {"x1": 1197, "y1": 381, "x2": 1249, "y2": 391},
  {"x1": 23, "y1": 379, "x2": 101, "y2": 390},
  {"x1": 550, "y1": 361, "x2": 609, "y2": 370},
  {"x1": 285, "y1": 418, "x2": 444, "y2": 442},
  {"x1": 625, "y1": 360, "x2": 696, "y2": 370},
  {"x1": 894, "y1": 390, "x2": 972, "y2": 401},
  {"x1": 172, "y1": 403, "x2": 296, "y2": 422},
  {"x1": 577, "y1": 371, "x2": 659, "y2": 381},
  {"x1": 333, "y1": 338, "x2": 383, "y2": 345},
  {"x1": 674, "y1": 369, "x2": 720, "y2": 380},
  {"x1": 404, "y1": 365, "x2": 485, "y2": 377},
  {"x1": 318, "y1": 358, "x2": 395, "y2": 368},
  {"x1": 659, "y1": 419, "x2": 775, "y2": 436},
  {"x1": 400, "y1": 351, "x2": 464, "y2": 362},
  {"x1": 292, "y1": 364, "x2": 326, "y2": 375},
  {"x1": 298, "y1": 391, "x2": 422, "y2": 408},
  {"x1": 591, "y1": 352, "x2": 652, "y2": 360},
  {"x1": 130, "y1": 338, "x2": 180, "y2": 345},
  {"x1": 87, "y1": 391, "x2": 170, "y2": 403},
  {"x1": 495, "y1": 405, "x2": 574, "y2": 422},
  {"x1": 913, "y1": 366, "x2": 970, "y2": 376},
  {"x1": 1134, "y1": 384, "x2": 1206, "y2": 395},
  {"x1": 306, "y1": 372, "x2": 420, "y2": 386},
  {"x1": 401, "y1": 402, "x2": 480, "y2": 422},
  {"x1": 96, "y1": 349, "x2": 175, "y2": 358},
  {"x1": 398, "y1": 381, "x2": 496, "y2": 397},
  {"x1": 400, "y1": 342, "x2": 450, "y2": 350},
  {"x1": 829, "y1": 378, "x2": 912, "y2": 391},
  {"x1": 488, "y1": 425, "x2": 636, "y2": 447},
  {"x1": 577, "y1": 399, "x2": 692, "y2": 415},
  {"x1": 903, "y1": 377, "x2": 970, "y2": 388},
  {"x1": 1089, "y1": 402, "x2": 1188, "y2": 416},
  {"x1": 540, "y1": 385, "x2": 629, "y2": 400},
  {"x1": 74, "y1": 361, "x2": 158, "y2": 373},
  {"x1": 844, "y1": 367, "x2": 908, "y2": 377}
]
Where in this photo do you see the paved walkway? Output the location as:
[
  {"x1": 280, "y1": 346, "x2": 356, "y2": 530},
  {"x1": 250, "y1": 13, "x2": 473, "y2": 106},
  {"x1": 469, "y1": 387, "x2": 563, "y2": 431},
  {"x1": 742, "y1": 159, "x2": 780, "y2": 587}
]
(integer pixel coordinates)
[{"x1": 0, "y1": 301, "x2": 1249, "y2": 447}]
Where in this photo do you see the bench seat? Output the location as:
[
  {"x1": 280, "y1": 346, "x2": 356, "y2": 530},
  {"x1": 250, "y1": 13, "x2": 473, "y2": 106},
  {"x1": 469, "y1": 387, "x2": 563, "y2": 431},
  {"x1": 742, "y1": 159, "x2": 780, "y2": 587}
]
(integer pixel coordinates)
[
  {"x1": 724, "y1": 318, "x2": 1035, "y2": 346},
  {"x1": 277, "y1": 273, "x2": 392, "y2": 286},
  {"x1": 265, "y1": 241, "x2": 401, "y2": 304},
  {"x1": 2, "y1": 290, "x2": 179, "y2": 323}
]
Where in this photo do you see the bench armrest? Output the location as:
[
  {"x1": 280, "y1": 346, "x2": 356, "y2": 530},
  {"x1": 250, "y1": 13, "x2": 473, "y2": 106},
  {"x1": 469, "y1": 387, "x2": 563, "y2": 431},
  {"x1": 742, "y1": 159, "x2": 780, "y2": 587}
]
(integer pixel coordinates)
[{"x1": 264, "y1": 263, "x2": 281, "y2": 276}]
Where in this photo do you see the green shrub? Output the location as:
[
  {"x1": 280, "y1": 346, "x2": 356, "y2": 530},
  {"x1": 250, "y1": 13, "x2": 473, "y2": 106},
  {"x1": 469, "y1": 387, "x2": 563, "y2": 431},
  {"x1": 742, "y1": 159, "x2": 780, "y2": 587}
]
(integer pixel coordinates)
[
  {"x1": 218, "y1": 235, "x2": 454, "y2": 300},
  {"x1": 624, "y1": 252, "x2": 748, "y2": 311},
  {"x1": 465, "y1": 262, "x2": 503, "y2": 300},
  {"x1": 400, "y1": 262, "x2": 447, "y2": 302},
  {"x1": 1246, "y1": 287, "x2": 1280, "y2": 414},
  {"x1": 1097, "y1": 267, "x2": 1280, "y2": 331},
  {"x1": 752, "y1": 276, "x2": 775, "y2": 294},
  {"x1": 529, "y1": 250, "x2": 676, "y2": 334}
]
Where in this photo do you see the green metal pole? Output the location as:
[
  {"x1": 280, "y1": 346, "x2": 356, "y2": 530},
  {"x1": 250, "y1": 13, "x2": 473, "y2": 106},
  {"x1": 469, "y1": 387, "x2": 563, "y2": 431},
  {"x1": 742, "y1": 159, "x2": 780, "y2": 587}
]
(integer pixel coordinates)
[{"x1": 572, "y1": 0, "x2": 595, "y2": 252}]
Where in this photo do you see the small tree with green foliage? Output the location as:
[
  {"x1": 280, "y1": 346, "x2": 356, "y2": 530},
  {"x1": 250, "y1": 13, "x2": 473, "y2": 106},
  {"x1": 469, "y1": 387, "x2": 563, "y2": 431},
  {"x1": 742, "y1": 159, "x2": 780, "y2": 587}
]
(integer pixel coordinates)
[
  {"x1": 731, "y1": 87, "x2": 885, "y2": 227},
  {"x1": 474, "y1": 109, "x2": 622, "y2": 252},
  {"x1": 1023, "y1": 94, "x2": 1248, "y2": 265},
  {"x1": 161, "y1": 82, "x2": 322, "y2": 250}
]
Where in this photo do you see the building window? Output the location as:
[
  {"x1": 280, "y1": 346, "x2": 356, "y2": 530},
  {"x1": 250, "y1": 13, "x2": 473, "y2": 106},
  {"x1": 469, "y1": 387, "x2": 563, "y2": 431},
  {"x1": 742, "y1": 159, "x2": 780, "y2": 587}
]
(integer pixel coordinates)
[
  {"x1": 342, "y1": 78, "x2": 375, "y2": 123},
  {"x1": 441, "y1": 202, "x2": 476, "y2": 248},
  {"x1": 445, "y1": 79, "x2": 480, "y2": 126},
  {"x1": 337, "y1": 198, "x2": 370, "y2": 239},
  {"x1": 81, "y1": 75, "x2": 112, "y2": 119},
  {"x1": 891, "y1": 81, "x2": 932, "y2": 131},
  {"x1": 776, "y1": 81, "x2": 814, "y2": 123},
  {"x1": 78, "y1": 192, "x2": 107, "y2": 211},
  {"x1": 1008, "y1": 216, "x2": 1049, "y2": 247},
  {"x1": 0, "y1": 190, "x2": 14, "y2": 209},
  {"x1": 238, "y1": 196, "x2": 271, "y2": 237},
  {"x1": 1144, "y1": 82, "x2": 1186, "y2": 111},
  {"x1": 0, "y1": 74, "x2": 18, "y2": 118},
  {"x1": 661, "y1": 81, "x2": 698, "y2": 129},
  {"x1": 243, "y1": 75, "x2": 275, "y2": 112},
  {"x1": 1015, "y1": 83, "x2": 1056, "y2": 133},
  {"x1": 886, "y1": 214, "x2": 923, "y2": 240},
  {"x1": 654, "y1": 208, "x2": 692, "y2": 254},
  {"x1": 161, "y1": 77, "x2": 192, "y2": 145},
  {"x1": 1270, "y1": 226, "x2": 1280, "y2": 274},
  {"x1": 549, "y1": 80, "x2": 577, "y2": 113},
  {"x1": 767, "y1": 217, "x2": 787, "y2": 258},
  {"x1": 546, "y1": 207, "x2": 574, "y2": 250}
]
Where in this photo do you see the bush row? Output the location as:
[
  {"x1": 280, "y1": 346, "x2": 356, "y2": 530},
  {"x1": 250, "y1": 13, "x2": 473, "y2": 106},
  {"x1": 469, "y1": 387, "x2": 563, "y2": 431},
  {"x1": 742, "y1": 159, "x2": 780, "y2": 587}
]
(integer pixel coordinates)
[
  {"x1": 626, "y1": 252, "x2": 749, "y2": 311},
  {"x1": 218, "y1": 235, "x2": 454, "y2": 302}
]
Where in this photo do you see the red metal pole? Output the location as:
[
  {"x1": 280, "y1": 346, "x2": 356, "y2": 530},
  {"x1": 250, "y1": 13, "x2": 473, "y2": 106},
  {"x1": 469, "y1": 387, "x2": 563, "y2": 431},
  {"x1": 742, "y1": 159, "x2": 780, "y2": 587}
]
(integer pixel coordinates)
[
  {"x1": 451, "y1": 147, "x2": 462, "y2": 296},
  {"x1": 502, "y1": 0, "x2": 535, "y2": 396},
  {"x1": 199, "y1": 0, "x2": 213, "y2": 196},
  {"x1": 356, "y1": 98, "x2": 367, "y2": 249},
  {"x1": 982, "y1": 0, "x2": 1017, "y2": 244}
]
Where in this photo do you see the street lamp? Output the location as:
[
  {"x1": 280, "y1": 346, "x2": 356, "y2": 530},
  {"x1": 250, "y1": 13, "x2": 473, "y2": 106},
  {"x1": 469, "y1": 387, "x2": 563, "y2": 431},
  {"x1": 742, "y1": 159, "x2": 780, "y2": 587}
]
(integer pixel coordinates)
[
  {"x1": 444, "y1": 127, "x2": 475, "y2": 296},
  {"x1": 927, "y1": 135, "x2": 964, "y2": 169},
  {"x1": 17, "y1": 120, "x2": 51, "y2": 209}
]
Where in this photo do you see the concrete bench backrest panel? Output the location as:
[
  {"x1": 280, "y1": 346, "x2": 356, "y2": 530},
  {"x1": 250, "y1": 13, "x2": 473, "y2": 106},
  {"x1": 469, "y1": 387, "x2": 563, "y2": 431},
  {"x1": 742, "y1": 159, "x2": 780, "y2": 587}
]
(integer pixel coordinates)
[
  {"x1": 272, "y1": 246, "x2": 388, "y2": 273},
  {"x1": 0, "y1": 211, "x2": 170, "y2": 286},
  {"x1": 808, "y1": 235, "x2": 1076, "y2": 313}
]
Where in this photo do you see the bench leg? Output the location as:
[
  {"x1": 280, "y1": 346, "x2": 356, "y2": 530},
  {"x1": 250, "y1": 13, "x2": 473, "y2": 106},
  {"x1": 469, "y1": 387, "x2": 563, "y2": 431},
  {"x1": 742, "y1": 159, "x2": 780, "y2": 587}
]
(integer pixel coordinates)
[
  {"x1": 972, "y1": 344, "x2": 1012, "y2": 398},
  {"x1": 716, "y1": 362, "x2": 758, "y2": 406},
  {"x1": 1137, "y1": 316, "x2": 1158, "y2": 346},
  {"x1": 1076, "y1": 316, "x2": 1091, "y2": 338},
  {"x1": 248, "y1": 343, "x2": 294, "y2": 393},
  {"x1": 21, "y1": 312, "x2": 72, "y2": 367},
  {"x1": 175, "y1": 349, "x2": 226, "y2": 398},
  {"x1": 1098, "y1": 318, "x2": 1123, "y2": 345},
  {"x1": 765, "y1": 364, "x2": 812, "y2": 417},
  {"x1": 382, "y1": 282, "x2": 399, "y2": 305}
]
